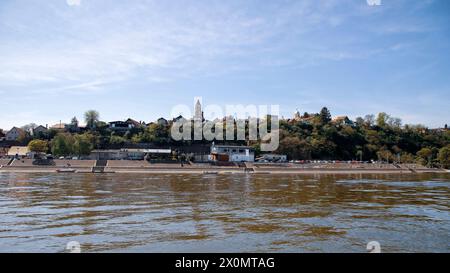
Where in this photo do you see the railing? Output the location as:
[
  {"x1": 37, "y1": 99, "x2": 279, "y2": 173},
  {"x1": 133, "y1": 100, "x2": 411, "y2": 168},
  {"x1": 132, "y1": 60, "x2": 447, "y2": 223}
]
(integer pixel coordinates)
[{"x1": 7, "y1": 158, "x2": 14, "y2": 166}]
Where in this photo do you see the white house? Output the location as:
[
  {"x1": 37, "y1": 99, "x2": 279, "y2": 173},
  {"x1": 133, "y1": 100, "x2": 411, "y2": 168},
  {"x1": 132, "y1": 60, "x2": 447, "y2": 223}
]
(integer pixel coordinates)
[
  {"x1": 210, "y1": 143, "x2": 255, "y2": 162},
  {"x1": 32, "y1": 125, "x2": 48, "y2": 137},
  {"x1": 109, "y1": 119, "x2": 141, "y2": 132},
  {"x1": 5, "y1": 127, "x2": 25, "y2": 141},
  {"x1": 109, "y1": 121, "x2": 134, "y2": 131},
  {"x1": 157, "y1": 118, "x2": 168, "y2": 126}
]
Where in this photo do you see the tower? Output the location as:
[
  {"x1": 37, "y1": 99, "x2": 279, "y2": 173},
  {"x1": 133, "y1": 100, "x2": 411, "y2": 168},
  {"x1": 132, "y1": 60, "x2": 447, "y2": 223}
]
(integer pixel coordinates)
[
  {"x1": 194, "y1": 99, "x2": 203, "y2": 121},
  {"x1": 294, "y1": 109, "x2": 301, "y2": 121}
]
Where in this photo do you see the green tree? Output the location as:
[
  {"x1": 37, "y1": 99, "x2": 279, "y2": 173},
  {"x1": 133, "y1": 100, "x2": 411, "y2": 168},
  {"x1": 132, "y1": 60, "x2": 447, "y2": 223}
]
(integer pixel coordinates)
[
  {"x1": 21, "y1": 123, "x2": 38, "y2": 133},
  {"x1": 51, "y1": 133, "x2": 74, "y2": 156},
  {"x1": 319, "y1": 107, "x2": 331, "y2": 124},
  {"x1": 73, "y1": 133, "x2": 94, "y2": 156},
  {"x1": 251, "y1": 143, "x2": 261, "y2": 157},
  {"x1": 377, "y1": 149, "x2": 393, "y2": 163},
  {"x1": 84, "y1": 110, "x2": 100, "y2": 129},
  {"x1": 277, "y1": 136, "x2": 311, "y2": 160},
  {"x1": 47, "y1": 129, "x2": 58, "y2": 140},
  {"x1": 131, "y1": 133, "x2": 143, "y2": 144},
  {"x1": 416, "y1": 147, "x2": 433, "y2": 166},
  {"x1": 437, "y1": 145, "x2": 450, "y2": 169},
  {"x1": 400, "y1": 152, "x2": 415, "y2": 163},
  {"x1": 376, "y1": 112, "x2": 390, "y2": 127},
  {"x1": 142, "y1": 123, "x2": 168, "y2": 144},
  {"x1": 388, "y1": 117, "x2": 402, "y2": 128},
  {"x1": 71, "y1": 117, "x2": 79, "y2": 127},
  {"x1": 28, "y1": 140, "x2": 48, "y2": 154},
  {"x1": 364, "y1": 114, "x2": 375, "y2": 127},
  {"x1": 355, "y1": 117, "x2": 365, "y2": 127},
  {"x1": 16, "y1": 129, "x2": 30, "y2": 144},
  {"x1": 273, "y1": 108, "x2": 449, "y2": 162},
  {"x1": 110, "y1": 135, "x2": 126, "y2": 145}
]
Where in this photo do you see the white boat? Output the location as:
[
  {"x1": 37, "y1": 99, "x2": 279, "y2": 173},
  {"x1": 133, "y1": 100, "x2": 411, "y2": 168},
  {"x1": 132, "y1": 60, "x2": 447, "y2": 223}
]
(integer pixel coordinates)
[{"x1": 56, "y1": 168, "x2": 76, "y2": 173}]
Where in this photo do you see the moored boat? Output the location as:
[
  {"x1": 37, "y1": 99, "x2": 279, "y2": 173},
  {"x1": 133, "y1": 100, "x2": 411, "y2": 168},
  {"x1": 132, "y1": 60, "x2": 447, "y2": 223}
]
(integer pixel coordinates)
[{"x1": 56, "y1": 168, "x2": 76, "y2": 173}]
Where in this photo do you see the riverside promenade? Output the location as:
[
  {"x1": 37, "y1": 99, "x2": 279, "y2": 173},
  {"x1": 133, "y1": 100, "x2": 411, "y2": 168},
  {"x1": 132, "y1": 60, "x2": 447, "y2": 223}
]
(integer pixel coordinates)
[{"x1": 0, "y1": 159, "x2": 446, "y2": 174}]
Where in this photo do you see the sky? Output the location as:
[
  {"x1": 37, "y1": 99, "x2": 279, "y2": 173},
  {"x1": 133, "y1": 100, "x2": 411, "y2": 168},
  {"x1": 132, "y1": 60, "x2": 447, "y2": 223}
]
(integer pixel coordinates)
[{"x1": 0, "y1": 0, "x2": 449, "y2": 129}]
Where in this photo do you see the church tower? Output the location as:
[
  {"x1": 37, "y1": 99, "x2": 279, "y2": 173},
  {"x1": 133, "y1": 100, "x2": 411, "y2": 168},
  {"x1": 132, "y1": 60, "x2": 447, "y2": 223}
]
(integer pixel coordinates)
[
  {"x1": 194, "y1": 99, "x2": 203, "y2": 121},
  {"x1": 294, "y1": 109, "x2": 301, "y2": 121}
]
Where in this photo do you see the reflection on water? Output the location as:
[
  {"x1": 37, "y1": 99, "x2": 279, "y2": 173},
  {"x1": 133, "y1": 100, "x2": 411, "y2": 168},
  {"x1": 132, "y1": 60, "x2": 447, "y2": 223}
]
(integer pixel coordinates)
[{"x1": 0, "y1": 172, "x2": 449, "y2": 253}]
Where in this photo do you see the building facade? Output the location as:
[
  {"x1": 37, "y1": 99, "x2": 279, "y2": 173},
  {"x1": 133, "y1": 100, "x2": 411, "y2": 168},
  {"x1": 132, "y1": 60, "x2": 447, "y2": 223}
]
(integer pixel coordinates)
[
  {"x1": 210, "y1": 144, "x2": 255, "y2": 162},
  {"x1": 5, "y1": 127, "x2": 25, "y2": 141},
  {"x1": 90, "y1": 148, "x2": 172, "y2": 160},
  {"x1": 32, "y1": 125, "x2": 48, "y2": 137},
  {"x1": 7, "y1": 146, "x2": 31, "y2": 158},
  {"x1": 260, "y1": 154, "x2": 288, "y2": 162},
  {"x1": 109, "y1": 121, "x2": 134, "y2": 131},
  {"x1": 157, "y1": 118, "x2": 168, "y2": 126}
]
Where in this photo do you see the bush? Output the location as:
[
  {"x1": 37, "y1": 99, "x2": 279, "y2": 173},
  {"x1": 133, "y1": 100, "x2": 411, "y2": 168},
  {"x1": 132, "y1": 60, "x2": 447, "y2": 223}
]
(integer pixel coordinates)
[
  {"x1": 438, "y1": 145, "x2": 450, "y2": 169},
  {"x1": 28, "y1": 139, "x2": 48, "y2": 154}
]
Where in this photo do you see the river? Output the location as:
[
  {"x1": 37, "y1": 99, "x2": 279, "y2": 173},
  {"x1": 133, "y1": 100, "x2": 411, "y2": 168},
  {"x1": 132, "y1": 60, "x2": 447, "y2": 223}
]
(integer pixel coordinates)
[{"x1": 0, "y1": 172, "x2": 449, "y2": 252}]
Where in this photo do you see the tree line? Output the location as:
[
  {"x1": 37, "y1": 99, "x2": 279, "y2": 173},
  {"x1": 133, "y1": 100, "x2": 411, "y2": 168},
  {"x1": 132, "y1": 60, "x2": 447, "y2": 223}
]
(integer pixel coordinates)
[
  {"x1": 276, "y1": 108, "x2": 449, "y2": 168},
  {"x1": 11, "y1": 108, "x2": 450, "y2": 168}
]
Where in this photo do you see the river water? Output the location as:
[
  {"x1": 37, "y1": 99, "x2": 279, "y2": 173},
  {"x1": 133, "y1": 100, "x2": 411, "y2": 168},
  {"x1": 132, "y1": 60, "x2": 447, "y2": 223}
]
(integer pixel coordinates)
[{"x1": 0, "y1": 172, "x2": 449, "y2": 253}]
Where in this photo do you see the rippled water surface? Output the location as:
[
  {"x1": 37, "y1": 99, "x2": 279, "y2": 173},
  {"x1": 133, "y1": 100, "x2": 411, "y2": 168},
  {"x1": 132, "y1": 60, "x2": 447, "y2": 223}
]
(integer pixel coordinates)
[{"x1": 0, "y1": 172, "x2": 449, "y2": 252}]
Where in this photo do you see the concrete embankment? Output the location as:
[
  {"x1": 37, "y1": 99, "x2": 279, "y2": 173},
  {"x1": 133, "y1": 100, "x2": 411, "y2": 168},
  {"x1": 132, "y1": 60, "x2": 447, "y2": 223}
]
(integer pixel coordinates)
[
  {"x1": 105, "y1": 163, "x2": 241, "y2": 174},
  {"x1": 0, "y1": 159, "x2": 95, "y2": 173},
  {"x1": 0, "y1": 159, "x2": 446, "y2": 174}
]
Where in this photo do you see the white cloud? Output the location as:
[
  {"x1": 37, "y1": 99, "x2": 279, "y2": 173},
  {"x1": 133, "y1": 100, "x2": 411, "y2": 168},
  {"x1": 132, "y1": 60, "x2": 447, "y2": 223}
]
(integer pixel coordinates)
[
  {"x1": 66, "y1": 0, "x2": 81, "y2": 6},
  {"x1": 0, "y1": 0, "x2": 435, "y2": 94},
  {"x1": 0, "y1": 1, "x2": 349, "y2": 85}
]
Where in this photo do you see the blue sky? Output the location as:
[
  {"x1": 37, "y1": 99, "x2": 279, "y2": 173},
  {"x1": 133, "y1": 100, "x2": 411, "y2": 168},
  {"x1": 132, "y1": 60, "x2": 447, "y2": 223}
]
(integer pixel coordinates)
[{"x1": 0, "y1": 0, "x2": 449, "y2": 129}]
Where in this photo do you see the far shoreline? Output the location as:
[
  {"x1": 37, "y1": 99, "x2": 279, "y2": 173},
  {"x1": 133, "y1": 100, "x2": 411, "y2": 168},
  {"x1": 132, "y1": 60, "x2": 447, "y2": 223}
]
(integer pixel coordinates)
[
  {"x1": 1, "y1": 159, "x2": 447, "y2": 175},
  {"x1": 0, "y1": 167, "x2": 447, "y2": 175}
]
